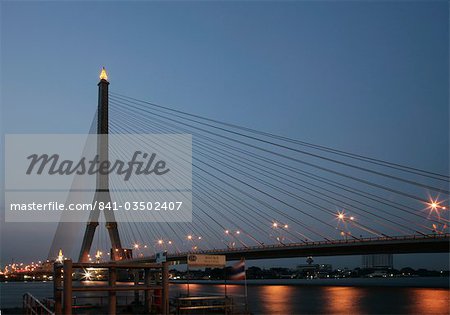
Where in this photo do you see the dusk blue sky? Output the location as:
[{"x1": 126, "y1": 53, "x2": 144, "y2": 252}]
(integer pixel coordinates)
[{"x1": 1, "y1": 1, "x2": 448, "y2": 269}]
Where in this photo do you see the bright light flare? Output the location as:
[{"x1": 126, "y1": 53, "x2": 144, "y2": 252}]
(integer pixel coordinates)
[
  {"x1": 425, "y1": 197, "x2": 447, "y2": 219},
  {"x1": 82, "y1": 269, "x2": 93, "y2": 281},
  {"x1": 427, "y1": 197, "x2": 445, "y2": 210}
]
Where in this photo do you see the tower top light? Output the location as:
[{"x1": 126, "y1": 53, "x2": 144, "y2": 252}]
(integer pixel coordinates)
[{"x1": 99, "y1": 67, "x2": 108, "y2": 81}]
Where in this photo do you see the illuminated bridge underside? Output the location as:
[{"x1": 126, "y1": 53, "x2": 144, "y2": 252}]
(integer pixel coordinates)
[{"x1": 130, "y1": 234, "x2": 450, "y2": 264}]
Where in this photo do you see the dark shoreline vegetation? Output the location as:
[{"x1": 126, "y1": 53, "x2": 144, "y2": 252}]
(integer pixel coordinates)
[
  {"x1": 169, "y1": 266, "x2": 450, "y2": 280},
  {"x1": 2, "y1": 265, "x2": 449, "y2": 282}
]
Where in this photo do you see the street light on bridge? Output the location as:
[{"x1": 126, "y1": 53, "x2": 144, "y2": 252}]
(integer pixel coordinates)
[{"x1": 426, "y1": 197, "x2": 448, "y2": 221}]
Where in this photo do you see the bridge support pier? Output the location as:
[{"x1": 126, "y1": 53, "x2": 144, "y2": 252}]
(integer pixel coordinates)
[{"x1": 79, "y1": 221, "x2": 99, "y2": 263}]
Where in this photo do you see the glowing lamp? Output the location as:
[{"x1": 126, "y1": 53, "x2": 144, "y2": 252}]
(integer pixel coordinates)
[
  {"x1": 57, "y1": 249, "x2": 64, "y2": 263},
  {"x1": 99, "y1": 67, "x2": 108, "y2": 81}
]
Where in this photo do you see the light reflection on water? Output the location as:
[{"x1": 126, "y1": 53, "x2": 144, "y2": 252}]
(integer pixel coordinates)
[
  {"x1": 323, "y1": 286, "x2": 364, "y2": 314},
  {"x1": 170, "y1": 283, "x2": 449, "y2": 315},
  {"x1": 257, "y1": 285, "x2": 295, "y2": 314},
  {"x1": 412, "y1": 288, "x2": 450, "y2": 315}
]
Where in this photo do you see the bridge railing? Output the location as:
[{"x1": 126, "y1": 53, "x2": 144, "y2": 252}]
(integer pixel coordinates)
[
  {"x1": 162, "y1": 233, "x2": 450, "y2": 258},
  {"x1": 127, "y1": 233, "x2": 449, "y2": 263}
]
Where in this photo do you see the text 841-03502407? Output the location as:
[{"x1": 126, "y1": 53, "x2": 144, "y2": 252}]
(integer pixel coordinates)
[{"x1": 96, "y1": 201, "x2": 183, "y2": 211}]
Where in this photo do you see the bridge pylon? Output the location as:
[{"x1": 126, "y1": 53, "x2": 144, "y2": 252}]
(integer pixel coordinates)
[{"x1": 78, "y1": 68, "x2": 122, "y2": 263}]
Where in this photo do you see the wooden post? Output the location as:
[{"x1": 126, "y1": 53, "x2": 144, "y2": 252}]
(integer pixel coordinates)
[
  {"x1": 162, "y1": 262, "x2": 169, "y2": 315},
  {"x1": 144, "y1": 268, "x2": 152, "y2": 314},
  {"x1": 224, "y1": 266, "x2": 227, "y2": 297},
  {"x1": 109, "y1": 267, "x2": 117, "y2": 315},
  {"x1": 53, "y1": 263, "x2": 63, "y2": 315},
  {"x1": 186, "y1": 264, "x2": 190, "y2": 296},
  {"x1": 63, "y1": 260, "x2": 73, "y2": 315},
  {"x1": 134, "y1": 269, "x2": 140, "y2": 304}
]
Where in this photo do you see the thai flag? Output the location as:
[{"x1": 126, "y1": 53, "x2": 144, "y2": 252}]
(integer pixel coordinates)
[{"x1": 230, "y1": 259, "x2": 246, "y2": 280}]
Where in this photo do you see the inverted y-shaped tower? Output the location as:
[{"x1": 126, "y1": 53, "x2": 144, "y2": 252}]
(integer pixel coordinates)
[{"x1": 78, "y1": 68, "x2": 122, "y2": 262}]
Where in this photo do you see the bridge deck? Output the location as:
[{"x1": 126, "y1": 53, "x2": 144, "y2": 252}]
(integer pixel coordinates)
[{"x1": 128, "y1": 234, "x2": 450, "y2": 263}]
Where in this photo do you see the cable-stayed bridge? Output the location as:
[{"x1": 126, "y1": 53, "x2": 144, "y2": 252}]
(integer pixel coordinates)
[{"x1": 49, "y1": 70, "x2": 450, "y2": 264}]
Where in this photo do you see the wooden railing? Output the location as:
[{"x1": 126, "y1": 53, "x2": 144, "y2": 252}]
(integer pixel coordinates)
[
  {"x1": 175, "y1": 295, "x2": 234, "y2": 314},
  {"x1": 53, "y1": 260, "x2": 169, "y2": 315},
  {"x1": 23, "y1": 293, "x2": 55, "y2": 315}
]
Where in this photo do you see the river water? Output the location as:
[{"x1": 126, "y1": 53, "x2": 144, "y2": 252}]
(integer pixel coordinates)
[{"x1": 1, "y1": 279, "x2": 449, "y2": 314}]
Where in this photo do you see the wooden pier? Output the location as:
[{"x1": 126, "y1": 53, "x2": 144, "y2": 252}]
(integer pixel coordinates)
[{"x1": 52, "y1": 260, "x2": 169, "y2": 315}]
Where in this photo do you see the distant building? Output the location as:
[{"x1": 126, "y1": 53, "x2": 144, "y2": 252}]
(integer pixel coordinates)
[
  {"x1": 296, "y1": 264, "x2": 332, "y2": 278},
  {"x1": 296, "y1": 263, "x2": 332, "y2": 271},
  {"x1": 362, "y1": 254, "x2": 393, "y2": 269}
]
